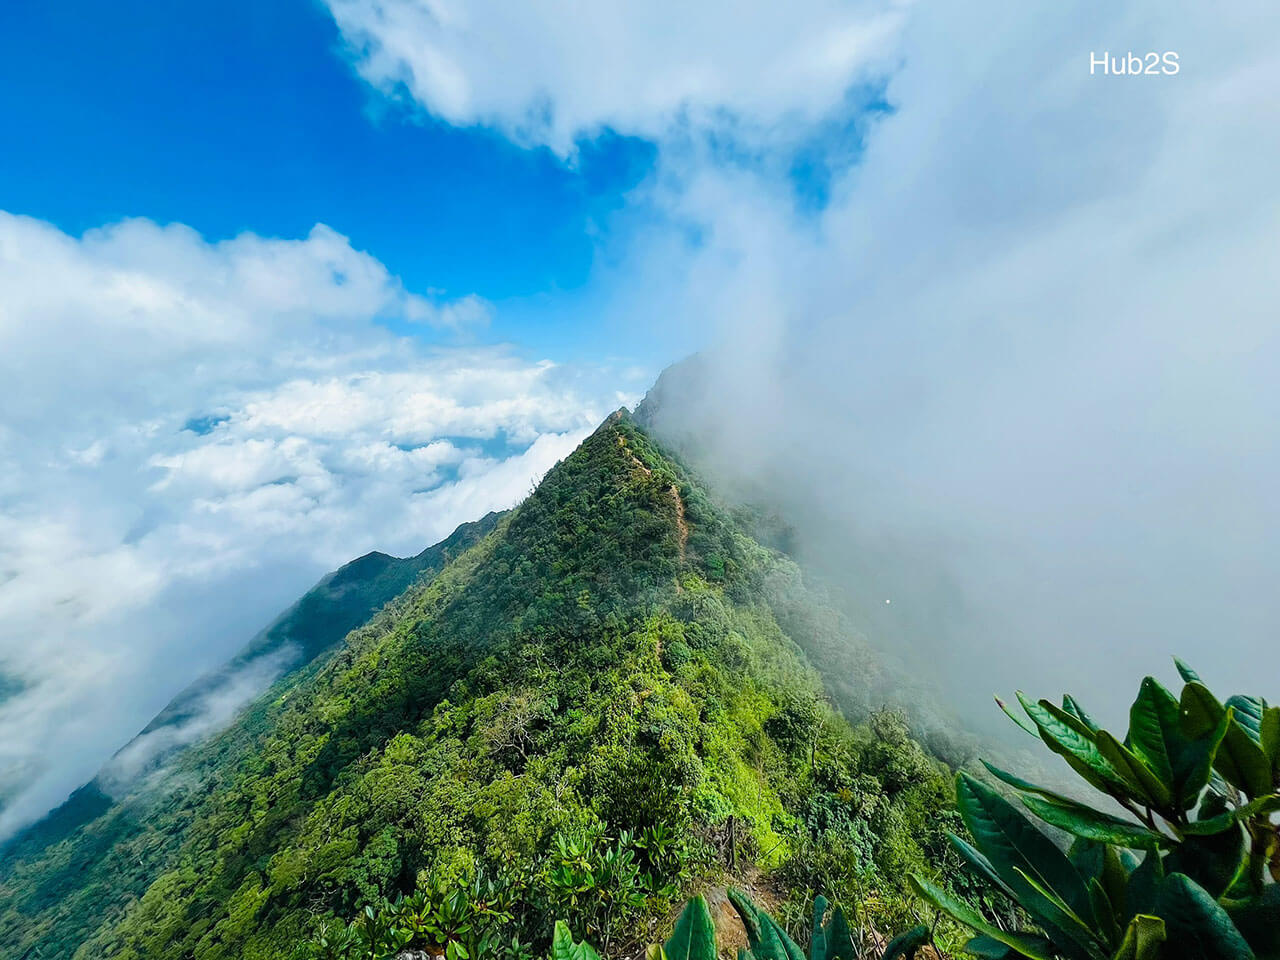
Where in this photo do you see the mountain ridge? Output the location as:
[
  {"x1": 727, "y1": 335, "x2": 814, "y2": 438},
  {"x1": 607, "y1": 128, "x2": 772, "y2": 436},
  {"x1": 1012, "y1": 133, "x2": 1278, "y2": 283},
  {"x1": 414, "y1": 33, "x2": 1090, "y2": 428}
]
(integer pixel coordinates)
[
  {"x1": 0, "y1": 512, "x2": 503, "y2": 956},
  {"x1": 1, "y1": 409, "x2": 952, "y2": 960}
]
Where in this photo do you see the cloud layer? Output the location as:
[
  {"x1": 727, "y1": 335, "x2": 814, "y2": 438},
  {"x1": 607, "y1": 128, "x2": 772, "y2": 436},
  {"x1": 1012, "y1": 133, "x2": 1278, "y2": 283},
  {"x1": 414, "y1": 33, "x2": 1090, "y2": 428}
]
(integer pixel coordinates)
[
  {"x1": 325, "y1": 0, "x2": 906, "y2": 154},
  {"x1": 322, "y1": 0, "x2": 1280, "y2": 727},
  {"x1": 617, "y1": 0, "x2": 1280, "y2": 729},
  {"x1": 0, "y1": 214, "x2": 628, "y2": 836}
]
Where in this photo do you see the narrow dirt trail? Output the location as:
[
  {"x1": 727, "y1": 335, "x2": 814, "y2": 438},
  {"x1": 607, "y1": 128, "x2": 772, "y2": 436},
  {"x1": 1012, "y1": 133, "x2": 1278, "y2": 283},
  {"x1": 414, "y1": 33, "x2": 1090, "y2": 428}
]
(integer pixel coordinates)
[{"x1": 616, "y1": 433, "x2": 688, "y2": 563}]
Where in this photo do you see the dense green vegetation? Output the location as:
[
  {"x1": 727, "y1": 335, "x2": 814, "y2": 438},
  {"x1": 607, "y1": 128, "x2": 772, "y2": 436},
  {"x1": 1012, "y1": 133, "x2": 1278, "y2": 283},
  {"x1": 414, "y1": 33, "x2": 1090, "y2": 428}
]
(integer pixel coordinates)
[
  {"x1": 912, "y1": 662, "x2": 1280, "y2": 958},
  {"x1": 301, "y1": 885, "x2": 929, "y2": 960},
  {"x1": 0, "y1": 514, "x2": 501, "y2": 960},
  {"x1": 0, "y1": 412, "x2": 957, "y2": 959}
]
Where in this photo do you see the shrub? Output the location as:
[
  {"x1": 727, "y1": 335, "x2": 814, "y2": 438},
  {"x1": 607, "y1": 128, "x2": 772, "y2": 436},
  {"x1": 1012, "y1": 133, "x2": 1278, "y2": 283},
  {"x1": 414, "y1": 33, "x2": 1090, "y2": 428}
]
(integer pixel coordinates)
[{"x1": 910, "y1": 659, "x2": 1279, "y2": 959}]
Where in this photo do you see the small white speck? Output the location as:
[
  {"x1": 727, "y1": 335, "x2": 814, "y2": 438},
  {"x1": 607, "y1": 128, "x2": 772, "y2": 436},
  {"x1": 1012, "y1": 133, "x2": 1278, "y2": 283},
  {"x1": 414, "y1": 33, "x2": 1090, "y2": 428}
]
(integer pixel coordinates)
[{"x1": 885, "y1": 599, "x2": 891, "y2": 604}]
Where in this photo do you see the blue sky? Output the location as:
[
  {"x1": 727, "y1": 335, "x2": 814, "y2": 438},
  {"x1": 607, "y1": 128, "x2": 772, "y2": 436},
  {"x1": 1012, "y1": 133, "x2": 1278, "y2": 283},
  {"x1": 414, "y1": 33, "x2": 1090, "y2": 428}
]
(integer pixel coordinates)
[{"x1": 0, "y1": 0, "x2": 663, "y2": 358}]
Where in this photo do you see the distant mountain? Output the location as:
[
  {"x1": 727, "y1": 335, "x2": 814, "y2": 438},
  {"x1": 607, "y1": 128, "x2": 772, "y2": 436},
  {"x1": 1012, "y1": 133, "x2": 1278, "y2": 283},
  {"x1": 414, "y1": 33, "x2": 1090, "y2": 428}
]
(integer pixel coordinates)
[
  {"x1": 117, "y1": 513, "x2": 505, "y2": 784},
  {"x1": 0, "y1": 512, "x2": 501, "y2": 958},
  {"x1": 0, "y1": 410, "x2": 952, "y2": 960}
]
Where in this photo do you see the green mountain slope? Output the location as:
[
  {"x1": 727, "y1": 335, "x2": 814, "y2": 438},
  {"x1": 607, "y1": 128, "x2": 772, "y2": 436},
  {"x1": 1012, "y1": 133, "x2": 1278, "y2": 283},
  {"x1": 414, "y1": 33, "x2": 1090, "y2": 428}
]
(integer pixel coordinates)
[
  {"x1": 3, "y1": 412, "x2": 953, "y2": 960},
  {"x1": 0, "y1": 514, "x2": 501, "y2": 960},
  {"x1": 132, "y1": 511, "x2": 505, "y2": 771}
]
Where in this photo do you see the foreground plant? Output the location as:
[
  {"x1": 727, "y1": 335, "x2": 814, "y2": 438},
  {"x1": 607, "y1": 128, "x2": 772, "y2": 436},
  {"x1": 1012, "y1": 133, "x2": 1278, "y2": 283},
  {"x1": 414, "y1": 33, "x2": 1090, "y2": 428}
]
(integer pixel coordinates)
[
  {"x1": 645, "y1": 891, "x2": 926, "y2": 960},
  {"x1": 910, "y1": 660, "x2": 1279, "y2": 959}
]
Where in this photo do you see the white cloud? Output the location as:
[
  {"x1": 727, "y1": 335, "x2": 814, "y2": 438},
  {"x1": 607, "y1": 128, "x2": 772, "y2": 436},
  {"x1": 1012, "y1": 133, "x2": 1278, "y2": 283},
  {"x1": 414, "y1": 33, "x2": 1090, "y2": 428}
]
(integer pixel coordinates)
[
  {"x1": 100, "y1": 645, "x2": 302, "y2": 789},
  {"x1": 609, "y1": 0, "x2": 1280, "y2": 724},
  {"x1": 0, "y1": 213, "x2": 630, "y2": 837},
  {"x1": 324, "y1": 0, "x2": 907, "y2": 154},
  {"x1": 319, "y1": 0, "x2": 1280, "y2": 724}
]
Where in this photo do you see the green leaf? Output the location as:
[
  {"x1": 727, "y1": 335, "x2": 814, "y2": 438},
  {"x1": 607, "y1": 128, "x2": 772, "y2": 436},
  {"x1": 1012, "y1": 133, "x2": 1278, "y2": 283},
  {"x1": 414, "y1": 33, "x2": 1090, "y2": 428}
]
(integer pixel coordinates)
[
  {"x1": 908, "y1": 875, "x2": 1056, "y2": 960},
  {"x1": 1019, "y1": 794, "x2": 1165, "y2": 851},
  {"x1": 963, "y1": 935, "x2": 1022, "y2": 959},
  {"x1": 729, "y1": 889, "x2": 764, "y2": 942},
  {"x1": 949, "y1": 830, "x2": 1020, "y2": 901},
  {"x1": 1094, "y1": 731, "x2": 1172, "y2": 809},
  {"x1": 665, "y1": 896, "x2": 717, "y2": 960},
  {"x1": 1154, "y1": 873, "x2": 1255, "y2": 959},
  {"x1": 1086, "y1": 877, "x2": 1121, "y2": 946},
  {"x1": 1017, "y1": 694, "x2": 1126, "y2": 796},
  {"x1": 552, "y1": 921, "x2": 577, "y2": 960},
  {"x1": 996, "y1": 695, "x2": 1040, "y2": 738},
  {"x1": 1222, "y1": 883, "x2": 1280, "y2": 955},
  {"x1": 1011, "y1": 866, "x2": 1100, "y2": 946},
  {"x1": 881, "y1": 925, "x2": 929, "y2": 960},
  {"x1": 1182, "y1": 685, "x2": 1272, "y2": 797},
  {"x1": 1182, "y1": 794, "x2": 1280, "y2": 835},
  {"x1": 1071, "y1": 841, "x2": 1136, "y2": 921},
  {"x1": 728, "y1": 889, "x2": 804, "y2": 960},
  {"x1": 1165, "y1": 795, "x2": 1247, "y2": 900},
  {"x1": 1127, "y1": 677, "x2": 1180, "y2": 789},
  {"x1": 1122, "y1": 853, "x2": 1164, "y2": 925},
  {"x1": 1110, "y1": 915, "x2": 1164, "y2": 960},
  {"x1": 1173, "y1": 706, "x2": 1234, "y2": 810},
  {"x1": 1064, "y1": 695, "x2": 1102, "y2": 733},
  {"x1": 810, "y1": 895, "x2": 828, "y2": 960},
  {"x1": 824, "y1": 907, "x2": 855, "y2": 960},
  {"x1": 1260, "y1": 706, "x2": 1280, "y2": 773},
  {"x1": 955, "y1": 774, "x2": 1099, "y2": 955},
  {"x1": 1174, "y1": 658, "x2": 1201, "y2": 683},
  {"x1": 981, "y1": 759, "x2": 1073, "y2": 801},
  {"x1": 1225, "y1": 695, "x2": 1266, "y2": 744}
]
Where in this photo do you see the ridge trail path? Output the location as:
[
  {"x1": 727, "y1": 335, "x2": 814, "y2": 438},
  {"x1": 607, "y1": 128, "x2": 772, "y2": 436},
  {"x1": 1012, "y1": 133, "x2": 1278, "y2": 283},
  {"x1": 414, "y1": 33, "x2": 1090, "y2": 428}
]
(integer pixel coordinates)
[{"x1": 615, "y1": 432, "x2": 688, "y2": 561}]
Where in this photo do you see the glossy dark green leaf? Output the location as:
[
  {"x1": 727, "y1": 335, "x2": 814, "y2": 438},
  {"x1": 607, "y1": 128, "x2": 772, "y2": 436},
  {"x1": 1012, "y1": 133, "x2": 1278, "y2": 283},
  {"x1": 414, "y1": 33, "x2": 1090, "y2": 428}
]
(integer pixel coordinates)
[
  {"x1": 1019, "y1": 794, "x2": 1165, "y2": 850},
  {"x1": 1095, "y1": 731, "x2": 1172, "y2": 808},
  {"x1": 810, "y1": 895, "x2": 828, "y2": 960},
  {"x1": 983, "y1": 761, "x2": 1161, "y2": 849},
  {"x1": 1127, "y1": 677, "x2": 1181, "y2": 789},
  {"x1": 957, "y1": 774, "x2": 1094, "y2": 917},
  {"x1": 908, "y1": 875, "x2": 1055, "y2": 960},
  {"x1": 1122, "y1": 852, "x2": 1164, "y2": 925},
  {"x1": 728, "y1": 889, "x2": 804, "y2": 960},
  {"x1": 1222, "y1": 883, "x2": 1280, "y2": 955},
  {"x1": 881, "y1": 925, "x2": 929, "y2": 960},
  {"x1": 1260, "y1": 706, "x2": 1280, "y2": 774},
  {"x1": 1182, "y1": 794, "x2": 1280, "y2": 835},
  {"x1": 1017, "y1": 694, "x2": 1126, "y2": 796},
  {"x1": 963, "y1": 935, "x2": 1022, "y2": 959},
  {"x1": 1064, "y1": 695, "x2": 1102, "y2": 733},
  {"x1": 824, "y1": 906, "x2": 855, "y2": 960},
  {"x1": 1164, "y1": 826, "x2": 1246, "y2": 900},
  {"x1": 1154, "y1": 873, "x2": 1255, "y2": 959},
  {"x1": 1173, "y1": 707, "x2": 1234, "y2": 810},
  {"x1": 982, "y1": 759, "x2": 1064, "y2": 799},
  {"x1": 1182, "y1": 685, "x2": 1272, "y2": 797},
  {"x1": 949, "y1": 831, "x2": 1020, "y2": 901},
  {"x1": 1174, "y1": 658, "x2": 1202, "y2": 683},
  {"x1": 1225, "y1": 696, "x2": 1266, "y2": 745},
  {"x1": 1086, "y1": 877, "x2": 1120, "y2": 946},
  {"x1": 665, "y1": 895, "x2": 717, "y2": 960},
  {"x1": 1072, "y1": 840, "x2": 1137, "y2": 924}
]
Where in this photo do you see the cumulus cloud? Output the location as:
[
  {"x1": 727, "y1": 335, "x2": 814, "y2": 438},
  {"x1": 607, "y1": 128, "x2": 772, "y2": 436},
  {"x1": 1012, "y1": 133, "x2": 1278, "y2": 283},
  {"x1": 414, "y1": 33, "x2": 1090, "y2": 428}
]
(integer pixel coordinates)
[
  {"x1": 324, "y1": 0, "x2": 907, "y2": 154},
  {"x1": 0, "y1": 214, "x2": 630, "y2": 837}
]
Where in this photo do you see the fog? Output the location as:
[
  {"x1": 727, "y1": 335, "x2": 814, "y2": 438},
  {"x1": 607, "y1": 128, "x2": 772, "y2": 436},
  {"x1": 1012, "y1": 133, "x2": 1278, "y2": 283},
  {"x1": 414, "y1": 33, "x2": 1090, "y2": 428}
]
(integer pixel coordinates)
[{"x1": 630, "y1": 0, "x2": 1280, "y2": 736}]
